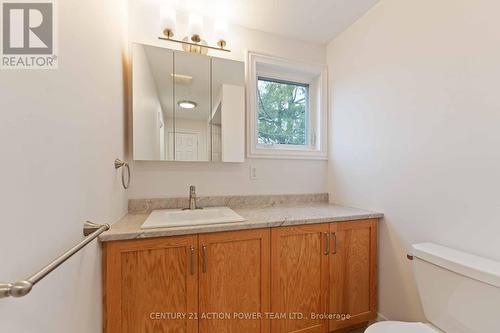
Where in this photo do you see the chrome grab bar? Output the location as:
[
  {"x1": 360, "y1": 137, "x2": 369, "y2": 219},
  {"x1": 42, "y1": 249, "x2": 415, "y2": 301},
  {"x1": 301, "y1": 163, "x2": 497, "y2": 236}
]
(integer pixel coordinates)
[{"x1": 0, "y1": 221, "x2": 109, "y2": 299}]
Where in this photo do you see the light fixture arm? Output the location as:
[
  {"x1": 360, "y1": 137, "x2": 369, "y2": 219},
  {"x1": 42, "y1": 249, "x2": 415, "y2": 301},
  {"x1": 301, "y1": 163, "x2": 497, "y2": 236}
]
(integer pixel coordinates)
[{"x1": 158, "y1": 35, "x2": 230, "y2": 53}]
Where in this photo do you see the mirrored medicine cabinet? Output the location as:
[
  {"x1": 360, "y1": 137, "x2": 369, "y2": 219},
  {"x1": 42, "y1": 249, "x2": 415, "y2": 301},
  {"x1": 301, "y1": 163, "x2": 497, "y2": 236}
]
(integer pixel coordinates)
[{"x1": 132, "y1": 43, "x2": 245, "y2": 162}]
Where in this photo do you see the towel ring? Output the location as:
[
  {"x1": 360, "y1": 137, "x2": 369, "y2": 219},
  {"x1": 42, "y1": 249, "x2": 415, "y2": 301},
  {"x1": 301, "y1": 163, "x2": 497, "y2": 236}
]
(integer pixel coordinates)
[{"x1": 115, "y1": 159, "x2": 130, "y2": 189}]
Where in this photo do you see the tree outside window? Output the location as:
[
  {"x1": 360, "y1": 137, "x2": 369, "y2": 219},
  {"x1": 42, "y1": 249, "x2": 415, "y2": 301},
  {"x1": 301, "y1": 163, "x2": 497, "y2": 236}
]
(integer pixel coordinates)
[{"x1": 257, "y1": 77, "x2": 309, "y2": 145}]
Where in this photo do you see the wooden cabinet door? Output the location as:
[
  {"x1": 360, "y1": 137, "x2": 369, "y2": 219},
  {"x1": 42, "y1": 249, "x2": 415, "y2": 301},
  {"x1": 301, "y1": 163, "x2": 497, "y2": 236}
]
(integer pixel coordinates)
[
  {"x1": 103, "y1": 235, "x2": 198, "y2": 333},
  {"x1": 198, "y1": 229, "x2": 270, "y2": 333},
  {"x1": 329, "y1": 219, "x2": 378, "y2": 332},
  {"x1": 271, "y1": 224, "x2": 330, "y2": 333}
]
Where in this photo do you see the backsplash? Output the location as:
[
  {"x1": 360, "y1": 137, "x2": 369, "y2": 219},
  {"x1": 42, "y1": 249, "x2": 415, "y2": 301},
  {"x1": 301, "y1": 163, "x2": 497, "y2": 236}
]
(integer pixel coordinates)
[{"x1": 129, "y1": 193, "x2": 329, "y2": 214}]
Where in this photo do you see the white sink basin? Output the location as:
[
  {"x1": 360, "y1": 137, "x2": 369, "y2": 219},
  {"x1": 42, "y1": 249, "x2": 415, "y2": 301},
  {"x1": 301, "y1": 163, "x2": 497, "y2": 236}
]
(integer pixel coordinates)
[{"x1": 141, "y1": 207, "x2": 245, "y2": 229}]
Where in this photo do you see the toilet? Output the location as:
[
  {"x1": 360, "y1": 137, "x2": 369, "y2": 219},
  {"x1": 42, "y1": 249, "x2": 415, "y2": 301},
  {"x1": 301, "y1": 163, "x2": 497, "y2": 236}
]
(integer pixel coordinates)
[{"x1": 366, "y1": 242, "x2": 500, "y2": 333}]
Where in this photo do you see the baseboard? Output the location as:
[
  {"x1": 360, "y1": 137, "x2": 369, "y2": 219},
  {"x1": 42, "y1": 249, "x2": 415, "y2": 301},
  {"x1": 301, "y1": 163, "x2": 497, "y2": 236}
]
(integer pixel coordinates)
[{"x1": 376, "y1": 313, "x2": 389, "y2": 322}]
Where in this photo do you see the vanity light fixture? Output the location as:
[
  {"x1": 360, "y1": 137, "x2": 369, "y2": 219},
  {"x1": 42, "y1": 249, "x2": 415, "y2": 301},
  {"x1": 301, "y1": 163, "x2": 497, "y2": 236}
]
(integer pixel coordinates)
[
  {"x1": 214, "y1": 19, "x2": 228, "y2": 49},
  {"x1": 159, "y1": 8, "x2": 230, "y2": 54},
  {"x1": 178, "y1": 101, "x2": 197, "y2": 109},
  {"x1": 160, "y1": 7, "x2": 176, "y2": 38},
  {"x1": 188, "y1": 13, "x2": 203, "y2": 43}
]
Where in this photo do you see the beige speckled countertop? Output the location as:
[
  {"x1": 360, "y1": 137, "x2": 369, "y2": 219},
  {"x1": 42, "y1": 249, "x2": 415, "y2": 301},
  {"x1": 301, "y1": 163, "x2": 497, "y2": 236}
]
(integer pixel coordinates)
[{"x1": 99, "y1": 203, "x2": 383, "y2": 242}]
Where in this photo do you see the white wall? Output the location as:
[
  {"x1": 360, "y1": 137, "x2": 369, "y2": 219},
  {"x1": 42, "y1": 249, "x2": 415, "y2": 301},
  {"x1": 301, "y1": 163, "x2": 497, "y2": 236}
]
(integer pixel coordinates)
[
  {"x1": 327, "y1": 0, "x2": 500, "y2": 322},
  {"x1": 128, "y1": 0, "x2": 328, "y2": 198},
  {"x1": 0, "y1": 0, "x2": 128, "y2": 331}
]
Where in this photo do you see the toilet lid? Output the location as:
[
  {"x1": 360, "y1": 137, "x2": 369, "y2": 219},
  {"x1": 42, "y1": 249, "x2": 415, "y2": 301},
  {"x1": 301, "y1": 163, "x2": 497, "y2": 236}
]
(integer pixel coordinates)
[{"x1": 365, "y1": 321, "x2": 441, "y2": 333}]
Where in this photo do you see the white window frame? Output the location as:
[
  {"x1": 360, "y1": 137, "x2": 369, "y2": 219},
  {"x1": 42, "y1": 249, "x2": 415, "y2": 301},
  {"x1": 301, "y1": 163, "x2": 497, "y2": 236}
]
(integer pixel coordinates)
[{"x1": 247, "y1": 51, "x2": 328, "y2": 160}]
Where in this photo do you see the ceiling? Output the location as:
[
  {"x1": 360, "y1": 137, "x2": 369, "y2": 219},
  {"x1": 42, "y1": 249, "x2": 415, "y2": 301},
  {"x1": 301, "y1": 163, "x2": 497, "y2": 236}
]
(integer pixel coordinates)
[{"x1": 162, "y1": 0, "x2": 380, "y2": 44}]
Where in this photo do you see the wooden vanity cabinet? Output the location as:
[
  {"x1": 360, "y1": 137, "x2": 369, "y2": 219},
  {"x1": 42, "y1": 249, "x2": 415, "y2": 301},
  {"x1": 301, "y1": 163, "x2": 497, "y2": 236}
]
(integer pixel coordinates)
[
  {"x1": 198, "y1": 229, "x2": 270, "y2": 333},
  {"x1": 103, "y1": 220, "x2": 377, "y2": 333},
  {"x1": 270, "y1": 219, "x2": 378, "y2": 333},
  {"x1": 103, "y1": 235, "x2": 198, "y2": 333},
  {"x1": 270, "y1": 224, "x2": 330, "y2": 333},
  {"x1": 103, "y1": 229, "x2": 269, "y2": 333},
  {"x1": 329, "y1": 220, "x2": 378, "y2": 332}
]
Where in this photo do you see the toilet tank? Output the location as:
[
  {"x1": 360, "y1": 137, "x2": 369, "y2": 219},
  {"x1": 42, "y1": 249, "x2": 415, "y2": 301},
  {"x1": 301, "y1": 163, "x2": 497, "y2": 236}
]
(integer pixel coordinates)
[{"x1": 411, "y1": 243, "x2": 500, "y2": 333}]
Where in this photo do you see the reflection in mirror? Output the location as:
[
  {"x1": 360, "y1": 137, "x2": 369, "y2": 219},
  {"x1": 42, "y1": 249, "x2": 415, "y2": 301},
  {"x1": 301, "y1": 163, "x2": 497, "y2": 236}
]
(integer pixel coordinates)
[
  {"x1": 173, "y1": 52, "x2": 211, "y2": 161},
  {"x1": 132, "y1": 44, "x2": 174, "y2": 160},
  {"x1": 211, "y1": 58, "x2": 246, "y2": 162},
  {"x1": 132, "y1": 43, "x2": 245, "y2": 162}
]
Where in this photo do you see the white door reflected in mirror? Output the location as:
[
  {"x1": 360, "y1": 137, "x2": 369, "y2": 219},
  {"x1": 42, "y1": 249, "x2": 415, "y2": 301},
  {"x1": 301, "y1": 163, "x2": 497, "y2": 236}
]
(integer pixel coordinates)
[{"x1": 172, "y1": 132, "x2": 199, "y2": 161}]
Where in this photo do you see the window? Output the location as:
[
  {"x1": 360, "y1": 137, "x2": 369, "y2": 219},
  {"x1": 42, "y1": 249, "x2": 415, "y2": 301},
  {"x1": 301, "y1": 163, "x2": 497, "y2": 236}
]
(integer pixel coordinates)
[
  {"x1": 257, "y1": 77, "x2": 309, "y2": 146},
  {"x1": 247, "y1": 52, "x2": 327, "y2": 159}
]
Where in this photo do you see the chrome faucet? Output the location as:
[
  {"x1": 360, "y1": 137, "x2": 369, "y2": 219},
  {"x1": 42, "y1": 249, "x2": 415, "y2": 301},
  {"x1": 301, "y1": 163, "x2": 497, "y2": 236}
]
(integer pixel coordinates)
[{"x1": 185, "y1": 185, "x2": 201, "y2": 210}]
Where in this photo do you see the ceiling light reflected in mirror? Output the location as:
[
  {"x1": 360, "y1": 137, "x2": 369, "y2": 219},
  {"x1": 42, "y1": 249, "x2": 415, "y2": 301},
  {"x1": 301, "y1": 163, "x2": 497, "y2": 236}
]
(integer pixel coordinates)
[{"x1": 177, "y1": 100, "x2": 197, "y2": 109}]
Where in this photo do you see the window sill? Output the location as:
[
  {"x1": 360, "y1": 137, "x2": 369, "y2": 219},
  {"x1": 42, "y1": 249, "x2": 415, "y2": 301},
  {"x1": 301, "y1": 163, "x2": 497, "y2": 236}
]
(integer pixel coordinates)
[{"x1": 248, "y1": 146, "x2": 328, "y2": 160}]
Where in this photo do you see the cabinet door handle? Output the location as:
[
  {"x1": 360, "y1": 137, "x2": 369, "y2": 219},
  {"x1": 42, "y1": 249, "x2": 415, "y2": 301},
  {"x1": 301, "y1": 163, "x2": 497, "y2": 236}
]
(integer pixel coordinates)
[
  {"x1": 332, "y1": 232, "x2": 337, "y2": 254},
  {"x1": 202, "y1": 244, "x2": 207, "y2": 273},
  {"x1": 190, "y1": 245, "x2": 195, "y2": 275},
  {"x1": 323, "y1": 232, "x2": 330, "y2": 255}
]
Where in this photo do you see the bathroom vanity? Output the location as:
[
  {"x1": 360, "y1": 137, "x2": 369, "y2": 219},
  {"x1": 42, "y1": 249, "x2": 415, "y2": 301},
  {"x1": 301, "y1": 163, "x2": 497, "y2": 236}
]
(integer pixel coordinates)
[{"x1": 100, "y1": 196, "x2": 382, "y2": 333}]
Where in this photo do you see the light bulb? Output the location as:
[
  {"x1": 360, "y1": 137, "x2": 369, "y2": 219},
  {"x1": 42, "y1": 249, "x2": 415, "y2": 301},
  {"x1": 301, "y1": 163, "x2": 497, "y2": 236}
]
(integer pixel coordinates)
[
  {"x1": 214, "y1": 19, "x2": 228, "y2": 48},
  {"x1": 188, "y1": 13, "x2": 204, "y2": 39},
  {"x1": 160, "y1": 7, "x2": 176, "y2": 37},
  {"x1": 178, "y1": 101, "x2": 197, "y2": 109}
]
